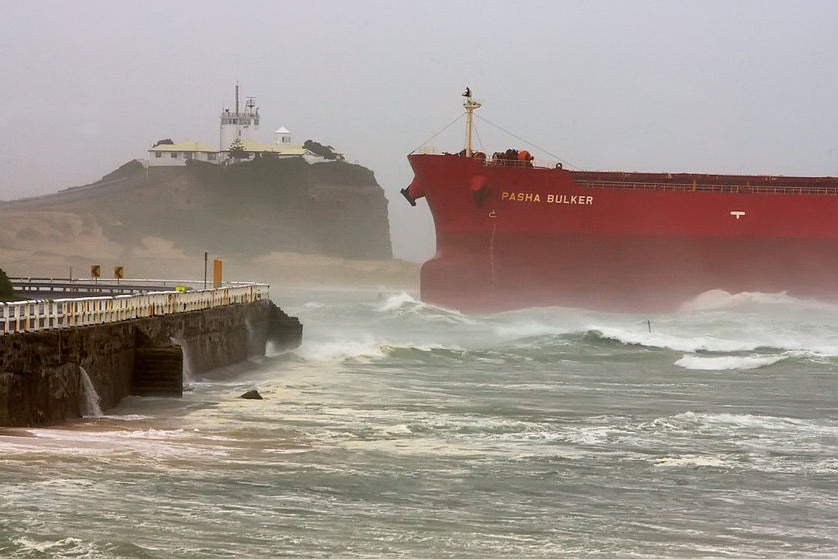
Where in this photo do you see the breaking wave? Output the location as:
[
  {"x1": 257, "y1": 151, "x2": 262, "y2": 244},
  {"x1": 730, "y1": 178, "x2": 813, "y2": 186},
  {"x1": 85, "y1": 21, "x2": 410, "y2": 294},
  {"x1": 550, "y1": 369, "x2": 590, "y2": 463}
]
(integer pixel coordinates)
[
  {"x1": 674, "y1": 353, "x2": 789, "y2": 370},
  {"x1": 678, "y1": 289, "x2": 807, "y2": 311}
]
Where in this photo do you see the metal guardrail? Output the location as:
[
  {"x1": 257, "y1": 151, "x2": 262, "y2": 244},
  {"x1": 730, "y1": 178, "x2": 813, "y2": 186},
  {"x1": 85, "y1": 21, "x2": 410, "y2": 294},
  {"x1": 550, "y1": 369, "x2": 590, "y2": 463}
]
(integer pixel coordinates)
[
  {"x1": 10, "y1": 277, "x2": 208, "y2": 296},
  {"x1": 571, "y1": 180, "x2": 838, "y2": 196},
  {"x1": 0, "y1": 283, "x2": 269, "y2": 334}
]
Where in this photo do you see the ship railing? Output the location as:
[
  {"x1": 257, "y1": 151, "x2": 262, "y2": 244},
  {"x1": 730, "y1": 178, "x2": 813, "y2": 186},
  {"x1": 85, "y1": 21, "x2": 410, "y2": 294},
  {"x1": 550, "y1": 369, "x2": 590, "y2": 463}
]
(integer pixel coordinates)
[
  {"x1": 0, "y1": 283, "x2": 269, "y2": 334},
  {"x1": 479, "y1": 155, "x2": 565, "y2": 169},
  {"x1": 485, "y1": 158, "x2": 539, "y2": 168},
  {"x1": 573, "y1": 179, "x2": 838, "y2": 195}
]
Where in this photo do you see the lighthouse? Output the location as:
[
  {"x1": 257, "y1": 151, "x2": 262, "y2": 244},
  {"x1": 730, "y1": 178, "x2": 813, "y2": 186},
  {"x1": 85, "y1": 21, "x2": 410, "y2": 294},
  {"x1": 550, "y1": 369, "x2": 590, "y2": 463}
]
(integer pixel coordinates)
[{"x1": 219, "y1": 82, "x2": 260, "y2": 151}]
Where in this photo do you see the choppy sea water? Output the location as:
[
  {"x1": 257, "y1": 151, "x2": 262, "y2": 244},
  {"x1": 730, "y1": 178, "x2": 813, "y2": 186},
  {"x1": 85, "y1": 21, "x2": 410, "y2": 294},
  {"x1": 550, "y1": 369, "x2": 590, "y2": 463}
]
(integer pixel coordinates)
[{"x1": 1, "y1": 287, "x2": 837, "y2": 558}]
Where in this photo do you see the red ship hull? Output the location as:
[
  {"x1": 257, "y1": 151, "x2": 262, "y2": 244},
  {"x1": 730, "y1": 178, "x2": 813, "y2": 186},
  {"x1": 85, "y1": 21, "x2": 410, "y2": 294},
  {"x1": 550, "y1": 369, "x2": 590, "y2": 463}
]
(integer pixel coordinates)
[{"x1": 405, "y1": 153, "x2": 838, "y2": 313}]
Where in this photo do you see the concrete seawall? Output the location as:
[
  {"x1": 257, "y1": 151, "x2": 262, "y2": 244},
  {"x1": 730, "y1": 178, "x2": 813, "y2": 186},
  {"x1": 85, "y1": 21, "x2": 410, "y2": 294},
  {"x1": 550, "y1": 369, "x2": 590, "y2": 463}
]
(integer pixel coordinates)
[{"x1": 0, "y1": 299, "x2": 302, "y2": 427}]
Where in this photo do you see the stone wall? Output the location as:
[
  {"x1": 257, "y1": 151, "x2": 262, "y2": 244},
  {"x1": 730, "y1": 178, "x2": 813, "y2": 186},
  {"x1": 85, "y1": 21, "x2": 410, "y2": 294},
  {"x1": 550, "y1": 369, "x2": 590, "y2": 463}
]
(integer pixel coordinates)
[{"x1": 0, "y1": 300, "x2": 302, "y2": 427}]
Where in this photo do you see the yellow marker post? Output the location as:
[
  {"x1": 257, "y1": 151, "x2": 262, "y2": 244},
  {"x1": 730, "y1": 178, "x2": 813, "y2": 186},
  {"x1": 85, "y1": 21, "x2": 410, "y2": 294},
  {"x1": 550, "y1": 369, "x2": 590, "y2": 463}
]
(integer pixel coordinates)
[{"x1": 213, "y1": 259, "x2": 222, "y2": 289}]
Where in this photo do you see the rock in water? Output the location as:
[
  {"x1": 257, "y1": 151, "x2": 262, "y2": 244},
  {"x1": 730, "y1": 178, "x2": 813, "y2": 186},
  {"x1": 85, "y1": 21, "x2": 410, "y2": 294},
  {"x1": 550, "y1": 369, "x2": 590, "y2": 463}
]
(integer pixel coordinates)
[{"x1": 240, "y1": 389, "x2": 263, "y2": 400}]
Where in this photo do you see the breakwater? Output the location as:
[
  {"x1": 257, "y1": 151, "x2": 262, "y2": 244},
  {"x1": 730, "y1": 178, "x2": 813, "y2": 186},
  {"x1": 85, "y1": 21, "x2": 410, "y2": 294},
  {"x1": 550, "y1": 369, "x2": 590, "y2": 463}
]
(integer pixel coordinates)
[{"x1": 0, "y1": 286, "x2": 302, "y2": 427}]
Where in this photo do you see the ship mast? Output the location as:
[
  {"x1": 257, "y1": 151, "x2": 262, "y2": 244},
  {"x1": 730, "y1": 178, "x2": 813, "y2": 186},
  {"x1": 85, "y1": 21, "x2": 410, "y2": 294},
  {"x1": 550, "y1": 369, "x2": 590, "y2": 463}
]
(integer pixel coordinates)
[{"x1": 462, "y1": 87, "x2": 481, "y2": 158}]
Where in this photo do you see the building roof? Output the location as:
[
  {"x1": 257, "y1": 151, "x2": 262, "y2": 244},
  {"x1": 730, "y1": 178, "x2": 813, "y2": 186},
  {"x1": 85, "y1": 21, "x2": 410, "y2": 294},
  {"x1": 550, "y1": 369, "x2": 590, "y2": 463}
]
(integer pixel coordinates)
[{"x1": 149, "y1": 140, "x2": 218, "y2": 153}]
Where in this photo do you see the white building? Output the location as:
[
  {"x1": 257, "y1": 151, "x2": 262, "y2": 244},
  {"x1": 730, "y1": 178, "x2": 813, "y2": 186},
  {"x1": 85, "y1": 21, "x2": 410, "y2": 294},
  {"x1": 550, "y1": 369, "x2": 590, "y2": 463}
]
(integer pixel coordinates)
[
  {"x1": 147, "y1": 140, "x2": 219, "y2": 167},
  {"x1": 274, "y1": 127, "x2": 292, "y2": 145},
  {"x1": 147, "y1": 83, "x2": 340, "y2": 166}
]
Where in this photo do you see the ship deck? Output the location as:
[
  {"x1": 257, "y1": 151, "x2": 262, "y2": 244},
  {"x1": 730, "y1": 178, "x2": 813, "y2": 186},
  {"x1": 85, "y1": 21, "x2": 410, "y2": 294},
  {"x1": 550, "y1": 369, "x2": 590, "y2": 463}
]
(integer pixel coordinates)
[{"x1": 411, "y1": 149, "x2": 838, "y2": 195}]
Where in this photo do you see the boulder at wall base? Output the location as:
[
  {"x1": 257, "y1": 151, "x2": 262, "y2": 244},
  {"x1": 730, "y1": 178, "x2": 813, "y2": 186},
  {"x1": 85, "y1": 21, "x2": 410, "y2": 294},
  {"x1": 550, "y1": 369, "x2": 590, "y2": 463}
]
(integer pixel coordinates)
[{"x1": 240, "y1": 389, "x2": 263, "y2": 400}]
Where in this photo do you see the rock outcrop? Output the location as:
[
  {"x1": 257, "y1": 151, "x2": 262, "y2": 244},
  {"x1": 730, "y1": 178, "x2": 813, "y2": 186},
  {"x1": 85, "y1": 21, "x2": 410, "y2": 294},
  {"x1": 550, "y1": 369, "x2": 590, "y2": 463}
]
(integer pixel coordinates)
[{"x1": 0, "y1": 156, "x2": 393, "y2": 277}]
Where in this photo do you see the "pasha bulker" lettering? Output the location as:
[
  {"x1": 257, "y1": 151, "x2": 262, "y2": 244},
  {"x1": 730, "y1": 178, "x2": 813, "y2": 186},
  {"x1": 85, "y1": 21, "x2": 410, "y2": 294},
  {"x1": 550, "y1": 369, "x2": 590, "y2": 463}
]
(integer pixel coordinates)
[{"x1": 501, "y1": 192, "x2": 594, "y2": 205}]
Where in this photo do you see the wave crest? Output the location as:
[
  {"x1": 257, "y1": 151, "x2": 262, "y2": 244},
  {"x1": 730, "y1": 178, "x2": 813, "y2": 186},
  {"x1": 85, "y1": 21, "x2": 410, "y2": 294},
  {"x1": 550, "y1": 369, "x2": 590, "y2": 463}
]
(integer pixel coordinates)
[
  {"x1": 674, "y1": 353, "x2": 788, "y2": 370},
  {"x1": 679, "y1": 289, "x2": 814, "y2": 312}
]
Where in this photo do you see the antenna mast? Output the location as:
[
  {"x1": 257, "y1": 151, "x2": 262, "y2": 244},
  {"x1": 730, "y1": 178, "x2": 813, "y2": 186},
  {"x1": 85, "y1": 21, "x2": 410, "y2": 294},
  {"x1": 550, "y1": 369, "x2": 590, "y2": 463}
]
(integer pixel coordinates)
[{"x1": 462, "y1": 87, "x2": 481, "y2": 158}]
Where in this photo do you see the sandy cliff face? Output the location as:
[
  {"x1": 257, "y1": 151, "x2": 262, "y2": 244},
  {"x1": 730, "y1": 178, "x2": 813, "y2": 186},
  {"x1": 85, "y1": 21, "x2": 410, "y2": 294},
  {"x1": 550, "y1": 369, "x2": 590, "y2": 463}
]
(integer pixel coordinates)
[{"x1": 0, "y1": 158, "x2": 417, "y2": 289}]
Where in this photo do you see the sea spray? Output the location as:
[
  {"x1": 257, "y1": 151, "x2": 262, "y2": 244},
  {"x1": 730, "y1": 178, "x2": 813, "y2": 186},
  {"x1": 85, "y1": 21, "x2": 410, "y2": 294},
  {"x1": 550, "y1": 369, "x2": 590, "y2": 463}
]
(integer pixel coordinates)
[
  {"x1": 244, "y1": 318, "x2": 260, "y2": 356},
  {"x1": 170, "y1": 335, "x2": 195, "y2": 384},
  {"x1": 78, "y1": 366, "x2": 102, "y2": 417}
]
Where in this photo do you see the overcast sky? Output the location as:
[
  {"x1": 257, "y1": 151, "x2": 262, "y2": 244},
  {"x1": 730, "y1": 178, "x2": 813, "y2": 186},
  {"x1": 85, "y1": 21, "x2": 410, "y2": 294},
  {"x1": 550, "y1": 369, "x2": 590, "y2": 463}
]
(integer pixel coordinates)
[{"x1": 2, "y1": 1, "x2": 837, "y2": 262}]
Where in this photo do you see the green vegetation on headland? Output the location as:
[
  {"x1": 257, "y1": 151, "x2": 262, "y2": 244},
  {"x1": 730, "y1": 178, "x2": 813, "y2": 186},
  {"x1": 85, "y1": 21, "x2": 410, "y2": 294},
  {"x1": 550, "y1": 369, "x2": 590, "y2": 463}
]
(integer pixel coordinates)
[{"x1": 0, "y1": 267, "x2": 14, "y2": 301}]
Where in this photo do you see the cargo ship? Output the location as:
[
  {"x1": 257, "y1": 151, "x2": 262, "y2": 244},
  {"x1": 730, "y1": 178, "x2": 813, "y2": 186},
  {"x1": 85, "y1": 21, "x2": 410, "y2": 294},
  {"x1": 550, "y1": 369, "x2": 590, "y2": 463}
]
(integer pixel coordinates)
[{"x1": 401, "y1": 89, "x2": 838, "y2": 313}]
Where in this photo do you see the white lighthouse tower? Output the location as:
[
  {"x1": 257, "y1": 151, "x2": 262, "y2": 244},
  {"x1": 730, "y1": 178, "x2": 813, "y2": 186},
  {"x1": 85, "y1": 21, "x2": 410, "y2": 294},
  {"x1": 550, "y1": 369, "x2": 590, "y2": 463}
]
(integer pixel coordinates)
[{"x1": 219, "y1": 82, "x2": 260, "y2": 151}]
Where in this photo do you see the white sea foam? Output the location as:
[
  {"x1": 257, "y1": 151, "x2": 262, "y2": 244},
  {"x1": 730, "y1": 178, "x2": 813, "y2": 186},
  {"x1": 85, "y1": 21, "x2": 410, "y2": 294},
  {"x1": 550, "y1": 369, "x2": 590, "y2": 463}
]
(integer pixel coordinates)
[
  {"x1": 375, "y1": 291, "x2": 418, "y2": 312},
  {"x1": 95, "y1": 413, "x2": 150, "y2": 421},
  {"x1": 655, "y1": 454, "x2": 731, "y2": 468},
  {"x1": 493, "y1": 320, "x2": 570, "y2": 340},
  {"x1": 117, "y1": 428, "x2": 196, "y2": 440},
  {"x1": 587, "y1": 312, "x2": 838, "y2": 356},
  {"x1": 666, "y1": 411, "x2": 830, "y2": 434},
  {"x1": 27, "y1": 427, "x2": 180, "y2": 445},
  {"x1": 374, "y1": 293, "x2": 483, "y2": 327},
  {"x1": 12, "y1": 537, "x2": 93, "y2": 555},
  {"x1": 674, "y1": 353, "x2": 788, "y2": 370},
  {"x1": 679, "y1": 289, "x2": 803, "y2": 312},
  {"x1": 590, "y1": 324, "x2": 755, "y2": 353},
  {"x1": 298, "y1": 335, "x2": 387, "y2": 362},
  {"x1": 409, "y1": 342, "x2": 461, "y2": 353}
]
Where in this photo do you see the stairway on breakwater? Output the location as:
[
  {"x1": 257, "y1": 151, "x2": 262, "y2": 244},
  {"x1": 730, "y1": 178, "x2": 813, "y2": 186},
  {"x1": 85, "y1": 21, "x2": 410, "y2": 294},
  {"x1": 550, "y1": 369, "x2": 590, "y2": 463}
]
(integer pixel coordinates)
[{"x1": 132, "y1": 346, "x2": 184, "y2": 397}]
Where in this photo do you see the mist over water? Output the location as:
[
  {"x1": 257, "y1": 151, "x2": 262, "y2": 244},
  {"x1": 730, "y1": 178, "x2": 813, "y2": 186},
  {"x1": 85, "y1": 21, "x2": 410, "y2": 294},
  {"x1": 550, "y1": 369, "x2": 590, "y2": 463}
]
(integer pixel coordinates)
[{"x1": 1, "y1": 287, "x2": 837, "y2": 557}]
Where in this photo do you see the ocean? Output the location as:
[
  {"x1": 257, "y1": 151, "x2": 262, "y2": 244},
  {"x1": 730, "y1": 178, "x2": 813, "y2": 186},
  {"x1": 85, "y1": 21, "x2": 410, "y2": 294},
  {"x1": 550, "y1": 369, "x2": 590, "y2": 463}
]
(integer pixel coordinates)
[{"x1": 1, "y1": 287, "x2": 836, "y2": 558}]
